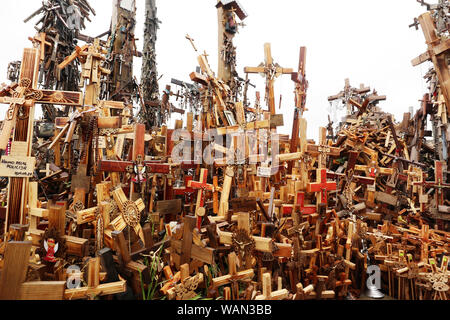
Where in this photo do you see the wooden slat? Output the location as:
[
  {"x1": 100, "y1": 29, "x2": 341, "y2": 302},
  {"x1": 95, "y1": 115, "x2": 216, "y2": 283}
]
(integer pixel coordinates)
[
  {"x1": 0, "y1": 241, "x2": 32, "y2": 300},
  {"x1": 20, "y1": 281, "x2": 65, "y2": 300}
]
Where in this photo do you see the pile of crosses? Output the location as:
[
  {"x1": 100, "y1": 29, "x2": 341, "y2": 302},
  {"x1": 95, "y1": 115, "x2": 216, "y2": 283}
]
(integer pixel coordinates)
[{"x1": 0, "y1": 0, "x2": 448, "y2": 301}]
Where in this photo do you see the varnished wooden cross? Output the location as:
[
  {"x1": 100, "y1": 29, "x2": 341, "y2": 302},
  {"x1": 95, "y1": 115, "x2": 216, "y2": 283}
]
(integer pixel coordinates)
[
  {"x1": 244, "y1": 43, "x2": 293, "y2": 115},
  {"x1": 0, "y1": 48, "x2": 82, "y2": 235},
  {"x1": 211, "y1": 252, "x2": 254, "y2": 300},
  {"x1": 307, "y1": 168, "x2": 337, "y2": 208},
  {"x1": 64, "y1": 257, "x2": 126, "y2": 300},
  {"x1": 109, "y1": 187, "x2": 146, "y2": 245},
  {"x1": 188, "y1": 168, "x2": 214, "y2": 229}
]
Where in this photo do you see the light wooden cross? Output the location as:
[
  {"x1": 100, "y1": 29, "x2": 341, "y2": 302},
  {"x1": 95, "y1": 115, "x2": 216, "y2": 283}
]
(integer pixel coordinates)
[
  {"x1": 109, "y1": 187, "x2": 146, "y2": 245},
  {"x1": 28, "y1": 32, "x2": 51, "y2": 64},
  {"x1": 354, "y1": 153, "x2": 394, "y2": 178},
  {"x1": 188, "y1": 168, "x2": 214, "y2": 229},
  {"x1": 64, "y1": 257, "x2": 126, "y2": 300},
  {"x1": 255, "y1": 272, "x2": 288, "y2": 300},
  {"x1": 212, "y1": 252, "x2": 254, "y2": 300},
  {"x1": 0, "y1": 48, "x2": 82, "y2": 235},
  {"x1": 244, "y1": 43, "x2": 293, "y2": 115}
]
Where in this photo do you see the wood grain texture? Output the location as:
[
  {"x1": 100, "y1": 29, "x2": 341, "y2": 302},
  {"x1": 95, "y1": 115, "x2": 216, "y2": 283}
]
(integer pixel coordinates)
[
  {"x1": 0, "y1": 241, "x2": 32, "y2": 300},
  {"x1": 20, "y1": 281, "x2": 65, "y2": 300}
]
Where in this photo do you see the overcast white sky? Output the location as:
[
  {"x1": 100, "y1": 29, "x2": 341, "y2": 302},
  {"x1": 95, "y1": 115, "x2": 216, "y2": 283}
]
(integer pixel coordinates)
[{"x1": 0, "y1": 0, "x2": 432, "y2": 140}]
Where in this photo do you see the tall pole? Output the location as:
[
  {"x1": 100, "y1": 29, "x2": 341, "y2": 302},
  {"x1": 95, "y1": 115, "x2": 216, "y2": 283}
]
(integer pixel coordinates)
[{"x1": 141, "y1": 0, "x2": 161, "y2": 128}]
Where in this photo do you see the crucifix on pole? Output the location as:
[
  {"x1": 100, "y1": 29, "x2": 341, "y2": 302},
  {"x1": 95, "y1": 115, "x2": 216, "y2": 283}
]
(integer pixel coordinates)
[{"x1": 244, "y1": 43, "x2": 293, "y2": 115}]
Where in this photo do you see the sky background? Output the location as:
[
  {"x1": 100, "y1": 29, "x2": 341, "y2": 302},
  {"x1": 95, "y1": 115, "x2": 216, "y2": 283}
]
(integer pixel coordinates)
[{"x1": 0, "y1": 0, "x2": 432, "y2": 141}]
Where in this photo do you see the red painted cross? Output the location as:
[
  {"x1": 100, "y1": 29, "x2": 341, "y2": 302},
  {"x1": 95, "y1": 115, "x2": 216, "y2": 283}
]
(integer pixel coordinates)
[
  {"x1": 188, "y1": 168, "x2": 214, "y2": 229},
  {"x1": 281, "y1": 192, "x2": 317, "y2": 216},
  {"x1": 307, "y1": 168, "x2": 337, "y2": 205}
]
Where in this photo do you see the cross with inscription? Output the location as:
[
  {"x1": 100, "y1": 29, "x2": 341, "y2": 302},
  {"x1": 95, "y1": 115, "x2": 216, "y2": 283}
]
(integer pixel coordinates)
[{"x1": 0, "y1": 47, "x2": 82, "y2": 235}]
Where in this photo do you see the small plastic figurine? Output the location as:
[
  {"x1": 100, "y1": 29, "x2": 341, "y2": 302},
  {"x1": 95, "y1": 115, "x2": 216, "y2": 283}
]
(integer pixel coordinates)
[{"x1": 43, "y1": 238, "x2": 59, "y2": 263}]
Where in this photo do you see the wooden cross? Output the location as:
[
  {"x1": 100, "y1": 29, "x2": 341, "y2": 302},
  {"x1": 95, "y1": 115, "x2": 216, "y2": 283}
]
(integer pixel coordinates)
[
  {"x1": 174, "y1": 263, "x2": 204, "y2": 300},
  {"x1": 109, "y1": 187, "x2": 146, "y2": 245},
  {"x1": 354, "y1": 153, "x2": 394, "y2": 178},
  {"x1": 170, "y1": 216, "x2": 215, "y2": 269},
  {"x1": 412, "y1": 11, "x2": 450, "y2": 113},
  {"x1": 255, "y1": 272, "x2": 288, "y2": 300},
  {"x1": 0, "y1": 48, "x2": 82, "y2": 235},
  {"x1": 306, "y1": 127, "x2": 341, "y2": 169},
  {"x1": 328, "y1": 79, "x2": 370, "y2": 115},
  {"x1": 28, "y1": 32, "x2": 51, "y2": 63},
  {"x1": 307, "y1": 168, "x2": 337, "y2": 208},
  {"x1": 64, "y1": 256, "x2": 126, "y2": 300},
  {"x1": 420, "y1": 161, "x2": 450, "y2": 207},
  {"x1": 188, "y1": 168, "x2": 214, "y2": 229},
  {"x1": 244, "y1": 43, "x2": 293, "y2": 115},
  {"x1": 58, "y1": 39, "x2": 110, "y2": 107},
  {"x1": 211, "y1": 252, "x2": 254, "y2": 300}
]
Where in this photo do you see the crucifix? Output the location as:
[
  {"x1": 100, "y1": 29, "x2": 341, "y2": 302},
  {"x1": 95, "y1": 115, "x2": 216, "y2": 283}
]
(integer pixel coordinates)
[
  {"x1": 328, "y1": 79, "x2": 370, "y2": 115},
  {"x1": 244, "y1": 43, "x2": 293, "y2": 115}
]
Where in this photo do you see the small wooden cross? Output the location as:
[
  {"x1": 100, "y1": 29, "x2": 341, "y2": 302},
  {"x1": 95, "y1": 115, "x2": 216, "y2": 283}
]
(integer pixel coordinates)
[
  {"x1": 255, "y1": 272, "x2": 288, "y2": 300},
  {"x1": 188, "y1": 168, "x2": 214, "y2": 229},
  {"x1": 212, "y1": 252, "x2": 254, "y2": 300},
  {"x1": 64, "y1": 257, "x2": 126, "y2": 300},
  {"x1": 307, "y1": 168, "x2": 337, "y2": 208}
]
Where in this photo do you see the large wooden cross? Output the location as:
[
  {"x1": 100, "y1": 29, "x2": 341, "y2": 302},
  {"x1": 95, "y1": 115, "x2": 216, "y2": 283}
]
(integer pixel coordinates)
[
  {"x1": 412, "y1": 11, "x2": 450, "y2": 113},
  {"x1": 0, "y1": 48, "x2": 82, "y2": 235},
  {"x1": 244, "y1": 43, "x2": 293, "y2": 115}
]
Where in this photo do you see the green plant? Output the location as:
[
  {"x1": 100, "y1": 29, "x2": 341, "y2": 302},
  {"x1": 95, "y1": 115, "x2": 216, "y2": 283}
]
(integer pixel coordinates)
[{"x1": 139, "y1": 235, "x2": 166, "y2": 300}]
